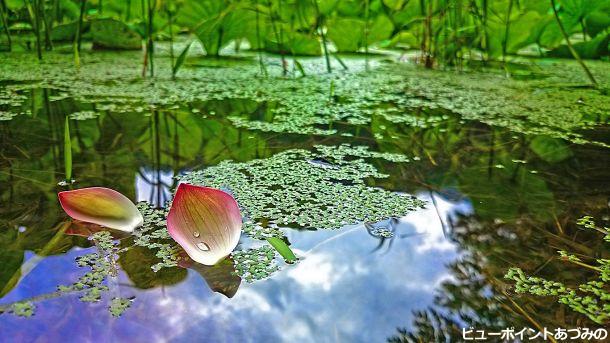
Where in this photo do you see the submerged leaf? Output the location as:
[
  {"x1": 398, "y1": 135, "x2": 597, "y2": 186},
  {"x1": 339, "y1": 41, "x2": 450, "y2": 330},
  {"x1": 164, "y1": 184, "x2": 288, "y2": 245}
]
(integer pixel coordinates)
[
  {"x1": 167, "y1": 183, "x2": 242, "y2": 266},
  {"x1": 58, "y1": 187, "x2": 143, "y2": 232}
]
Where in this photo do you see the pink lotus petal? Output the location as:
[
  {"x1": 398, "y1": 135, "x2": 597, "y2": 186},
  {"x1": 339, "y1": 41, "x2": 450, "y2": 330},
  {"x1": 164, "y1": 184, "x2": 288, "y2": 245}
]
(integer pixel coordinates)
[
  {"x1": 58, "y1": 187, "x2": 143, "y2": 232},
  {"x1": 167, "y1": 183, "x2": 242, "y2": 266}
]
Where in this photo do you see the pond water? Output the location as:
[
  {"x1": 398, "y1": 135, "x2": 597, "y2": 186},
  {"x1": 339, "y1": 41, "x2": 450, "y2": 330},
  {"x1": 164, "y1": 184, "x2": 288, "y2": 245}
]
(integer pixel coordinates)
[{"x1": 0, "y1": 52, "x2": 609, "y2": 342}]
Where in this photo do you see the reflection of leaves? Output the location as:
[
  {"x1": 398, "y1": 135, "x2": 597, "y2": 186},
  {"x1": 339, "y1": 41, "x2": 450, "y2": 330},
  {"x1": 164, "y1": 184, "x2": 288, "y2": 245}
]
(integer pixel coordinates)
[
  {"x1": 119, "y1": 245, "x2": 187, "y2": 289},
  {"x1": 0, "y1": 248, "x2": 24, "y2": 298},
  {"x1": 459, "y1": 166, "x2": 555, "y2": 222},
  {"x1": 529, "y1": 136, "x2": 573, "y2": 163},
  {"x1": 186, "y1": 258, "x2": 241, "y2": 298}
]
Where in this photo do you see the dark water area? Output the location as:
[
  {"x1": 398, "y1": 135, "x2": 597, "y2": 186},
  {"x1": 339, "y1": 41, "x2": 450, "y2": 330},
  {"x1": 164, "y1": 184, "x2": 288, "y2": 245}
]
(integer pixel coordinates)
[{"x1": 1, "y1": 86, "x2": 609, "y2": 342}]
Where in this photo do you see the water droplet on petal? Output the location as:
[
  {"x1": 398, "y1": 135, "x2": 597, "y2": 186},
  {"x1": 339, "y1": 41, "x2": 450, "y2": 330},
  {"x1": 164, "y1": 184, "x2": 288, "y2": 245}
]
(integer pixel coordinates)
[
  {"x1": 193, "y1": 231, "x2": 200, "y2": 238},
  {"x1": 196, "y1": 242, "x2": 210, "y2": 251}
]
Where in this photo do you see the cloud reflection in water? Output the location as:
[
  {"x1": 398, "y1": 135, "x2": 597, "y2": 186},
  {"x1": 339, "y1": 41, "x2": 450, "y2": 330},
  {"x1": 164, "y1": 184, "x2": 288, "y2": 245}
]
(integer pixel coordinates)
[{"x1": 0, "y1": 192, "x2": 471, "y2": 343}]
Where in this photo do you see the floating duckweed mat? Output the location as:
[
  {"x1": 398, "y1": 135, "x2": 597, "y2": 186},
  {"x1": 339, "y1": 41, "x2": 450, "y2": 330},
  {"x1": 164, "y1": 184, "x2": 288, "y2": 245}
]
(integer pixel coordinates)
[
  {"x1": 0, "y1": 231, "x2": 127, "y2": 318},
  {"x1": 57, "y1": 231, "x2": 118, "y2": 303},
  {"x1": 505, "y1": 216, "x2": 610, "y2": 325},
  {"x1": 0, "y1": 51, "x2": 608, "y2": 146},
  {"x1": 133, "y1": 203, "x2": 183, "y2": 272},
  {"x1": 232, "y1": 246, "x2": 279, "y2": 283},
  {"x1": 179, "y1": 144, "x2": 425, "y2": 239}
]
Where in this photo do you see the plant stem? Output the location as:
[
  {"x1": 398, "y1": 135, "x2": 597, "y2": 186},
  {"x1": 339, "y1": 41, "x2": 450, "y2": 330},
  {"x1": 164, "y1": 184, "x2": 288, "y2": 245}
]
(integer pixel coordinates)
[
  {"x1": 64, "y1": 116, "x2": 72, "y2": 181},
  {"x1": 549, "y1": 0, "x2": 598, "y2": 87},
  {"x1": 40, "y1": 0, "x2": 53, "y2": 50},
  {"x1": 482, "y1": 0, "x2": 488, "y2": 61},
  {"x1": 0, "y1": 0, "x2": 12, "y2": 51},
  {"x1": 364, "y1": 0, "x2": 369, "y2": 71},
  {"x1": 168, "y1": 4, "x2": 175, "y2": 79},
  {"x1": 267, "y1": 0, "x2": 286, "y2": 75},
  {"x1": 74, "y1": 0, "x2": 86, "y2": 68},
  {"x1": 312, "y1": 0, "x2": 331, "y2": 73},
  {"x1": 146, "y1": 0, "x2": 155, "y2": 77},
  {"x1": 501, "y1": 0, "x2": 513, "y2": 63},
  {"x1": 565, "y1": 259, "x2": 603, "y2": 273},
  {"x1": 254, "y1": 0, "x2": 267, "y2": 76},
  {"x1": 26, "y1": 0, "x2": 43, "y2": 60}
]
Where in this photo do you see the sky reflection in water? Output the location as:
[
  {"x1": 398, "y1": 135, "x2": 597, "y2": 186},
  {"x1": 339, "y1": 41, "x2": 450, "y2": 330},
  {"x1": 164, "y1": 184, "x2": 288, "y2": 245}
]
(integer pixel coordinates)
[{"x1": 0, "y1": 192, "x2": 471, "y2": 343}]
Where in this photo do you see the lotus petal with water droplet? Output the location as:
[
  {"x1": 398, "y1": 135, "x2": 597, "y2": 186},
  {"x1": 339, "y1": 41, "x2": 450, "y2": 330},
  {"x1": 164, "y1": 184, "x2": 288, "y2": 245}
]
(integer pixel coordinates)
[
  {"x1": 167, "y1": 183, "x2": 242, "y2": 266},
  {"x1": 58, "y1": 187, "x2": 143, "y2": 232}
]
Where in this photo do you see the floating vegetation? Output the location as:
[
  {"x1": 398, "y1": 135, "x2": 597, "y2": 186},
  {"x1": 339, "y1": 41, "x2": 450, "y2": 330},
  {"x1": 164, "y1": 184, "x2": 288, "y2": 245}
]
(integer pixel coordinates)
[
  {"x1": 109, "y1": 297, "x2": 134, "y2": 318},
  {"x1": 0, "y1": 52, "x2": 608, "y2": 147},
  {"x1": 133, "y1": 203, "x2": 181, "y2": 273},
  {"x1": 232, "y1": 246, "x2": 279, "y2": 283},
  {"x1": 370, "y1": 227, "x2": 394, "y2": 239},
  {"x1": 179, "y1": 145, "x2": 425, "y2": 239},
  {"x1": 505, "y1": 217, "x2": 610, "y2": 325},
  {"x1": 56, "y1": 231, "x2": 119, "y2": 303},
  {"x1": 4, "y1": 302, "x2": 35, "y2": 318},
  {"x1": 0, "y1": 110, "x2": 18, "y2": 121},
  {"x1": 69, "y1": 111, "x2": 99, "y2": 120}
]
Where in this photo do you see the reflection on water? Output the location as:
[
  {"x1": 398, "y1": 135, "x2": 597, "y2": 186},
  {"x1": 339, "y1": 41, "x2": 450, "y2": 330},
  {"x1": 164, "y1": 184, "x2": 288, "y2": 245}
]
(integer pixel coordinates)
[
  {"x1": 1, "y1": 88, "x2": 609, "y2": 341},
  {"x1": 0, "y1": 193, "x2": 468, "y2": 342},
  {"x1": 136, "y1": 168, "x2": 175, "y2": 207}
]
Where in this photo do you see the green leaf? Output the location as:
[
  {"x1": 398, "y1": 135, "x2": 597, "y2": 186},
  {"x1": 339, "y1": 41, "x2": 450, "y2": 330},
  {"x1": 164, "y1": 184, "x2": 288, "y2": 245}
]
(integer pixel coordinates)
[
  {"x1": 548, "y1": 33, "x2": 610, "y2": 59},
  {"x1": 173, "y1": 42, "x2": 192, "y2": 78},
  {"x1": 90, "y1": 18, "x2": 141, "y2": 50},
  {"x1": 64, "y1": 117, "x2": 72, "y2": 181},
  {"x1": 367, "y1": 15, "x2": 394, "y2": 45},
  {"x1": 386, "y1": 30, "x2": 418, "y2": 48},
  {"x1": 585, "y1": 11, "x2": 610, "y2": 37},
  {"x1": 327, "y1": 18, "x2": 365, "y2": 52},
  {"x1": 383, "y1": 0, "x2": 406, "y2": 11},
  {"x1": 266, "y1": 237, "x2": 297, "y2": 263}
]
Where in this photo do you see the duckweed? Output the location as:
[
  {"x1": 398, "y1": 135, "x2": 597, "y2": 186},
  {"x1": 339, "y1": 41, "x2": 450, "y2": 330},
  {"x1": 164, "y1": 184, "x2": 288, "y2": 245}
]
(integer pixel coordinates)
[{"x1": 179, "y1": 145, "x2": 425, "y2": 239}]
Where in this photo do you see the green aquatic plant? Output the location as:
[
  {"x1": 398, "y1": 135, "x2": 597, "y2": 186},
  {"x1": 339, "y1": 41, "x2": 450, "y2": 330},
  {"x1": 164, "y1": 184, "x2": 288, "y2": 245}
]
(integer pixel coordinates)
[
  {"x1": 109, "y1": 297, "x2": 134, "y2": 318},
  {"x1": 172, "y1": 42, "x2": 192, "y2": 79},
  {"x1": 63, "y1": 116, "x2": 72, "y2": 182},
  {"x1": 56, "y1": 231, "x2": 120, "y2": 303},
  {"x1": 0, "y1": 51, "x2": 608, "y2": 147},
  {"x1": 6, "y1": 302, "x2": 35, "y2": 318},
  {"x1": 549, "y1": 0, "x2": 598, "y2": 87},
  {"x1": 179, "y1": 145, "x2": 425, "y2": 238},
  {"x1": 266, "y1": 237, "x2": 297, "y2": 263},
  {"x1": 231, "y1": 245, "x2": 279, "y2": 283},
  {"x1": 0, "y1": 0, "x2": 11, "y2": 51},
  {"x1": 74, "y1": 0, "x2": 86, "y2": 67},
  {"x1": 505, "y1": 216, "x2": 610, "y2": 324},
  {"x1": 132, "y1": 203, "x2": 180, "y2": 273}
]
